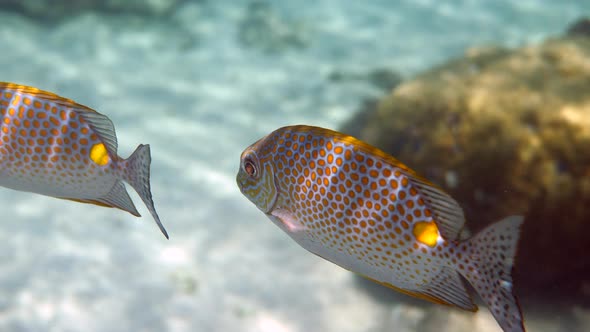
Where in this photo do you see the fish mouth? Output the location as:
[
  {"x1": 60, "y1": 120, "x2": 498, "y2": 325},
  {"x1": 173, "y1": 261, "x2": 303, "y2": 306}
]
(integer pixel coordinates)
[{"x1": 236, "y1": 176, "x2": 243, "y2": 192}]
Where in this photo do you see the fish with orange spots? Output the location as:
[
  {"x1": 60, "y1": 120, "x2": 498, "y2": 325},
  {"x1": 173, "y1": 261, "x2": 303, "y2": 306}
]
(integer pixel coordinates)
[
  {"x1": 237, "y1": 125, "x2": 525, "y2": 332},
  {"x1": 0, "y1": 82, "x2": 168, "y2": 238}
]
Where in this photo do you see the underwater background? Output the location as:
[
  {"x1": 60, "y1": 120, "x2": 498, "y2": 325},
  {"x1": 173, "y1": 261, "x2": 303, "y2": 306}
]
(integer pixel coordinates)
[{"x1": 0, "y1": 0, "x2": 589, "y2": 331}]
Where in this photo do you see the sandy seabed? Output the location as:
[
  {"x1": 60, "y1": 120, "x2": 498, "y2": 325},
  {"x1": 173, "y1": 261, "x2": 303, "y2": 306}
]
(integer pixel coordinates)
[{"x1": 0, "y1": 1, "x2": 588, "y2": 331}]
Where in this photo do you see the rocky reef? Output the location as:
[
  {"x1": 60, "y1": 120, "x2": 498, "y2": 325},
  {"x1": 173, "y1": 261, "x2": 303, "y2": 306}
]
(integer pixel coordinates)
[{"x1": 342, "y1": 24, "x2": 590, "y2": 302}]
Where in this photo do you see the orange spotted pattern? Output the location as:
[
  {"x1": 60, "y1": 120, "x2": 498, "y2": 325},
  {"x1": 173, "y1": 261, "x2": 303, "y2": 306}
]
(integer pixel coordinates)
[
  {"x1": 0, "y1": 86, "x2": 113, "y2": 197},
  {"x1": 0, "y1": 82, "x2": 168, "y2": 238},
  {"x1": 272, "y1": 128, "x2": 444, "y2": 287},
  {"x1": 0, "y1": 85, "x2": 115, "y2": 198},
  {"x1": 237, "y1": 125, "x2": 525, "y2": 332}
]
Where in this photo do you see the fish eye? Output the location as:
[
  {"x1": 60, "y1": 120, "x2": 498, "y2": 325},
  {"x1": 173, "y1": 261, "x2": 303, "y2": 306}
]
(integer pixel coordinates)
[{"x1": 243, "y1": 158, "x2": 257, "y2": 177}]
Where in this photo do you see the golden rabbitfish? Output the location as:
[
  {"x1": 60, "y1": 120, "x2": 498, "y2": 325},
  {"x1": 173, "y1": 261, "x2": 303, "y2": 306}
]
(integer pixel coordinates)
[
  {"x1": 0, "y1": 82, "x2": 168, "y2": 238},
  {"x1": 237, "y1": 125, "x2": 525, "y2": 332}
]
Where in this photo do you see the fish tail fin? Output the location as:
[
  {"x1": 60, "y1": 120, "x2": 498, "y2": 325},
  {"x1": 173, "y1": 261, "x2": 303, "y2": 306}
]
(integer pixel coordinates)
[
  {"x1": 121, "y1": 144, "x2": 169, "y2": 239},
  {"x1": 459, "y1": 215, "x2": 525, "y2": 332}
]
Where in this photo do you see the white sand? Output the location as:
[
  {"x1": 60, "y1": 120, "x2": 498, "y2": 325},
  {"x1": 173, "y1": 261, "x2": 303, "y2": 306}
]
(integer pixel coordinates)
[{"x1": 0, "y1": 1, "x2": 587, "y2": 331}]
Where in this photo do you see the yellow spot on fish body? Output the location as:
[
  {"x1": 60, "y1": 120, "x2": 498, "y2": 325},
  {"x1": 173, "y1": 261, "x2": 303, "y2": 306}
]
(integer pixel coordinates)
[
  {"x1": 90, "y1": 143, "x2": 110, "y2": 166},
  {"x1": 413, "y1": 221, "x2": 439, "y2": 247}
]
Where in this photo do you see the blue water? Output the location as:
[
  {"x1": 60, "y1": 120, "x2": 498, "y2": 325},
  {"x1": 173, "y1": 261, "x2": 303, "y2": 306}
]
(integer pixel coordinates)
[{"x1": 0, "y1": 1, "x2": 588, "y2": 331}]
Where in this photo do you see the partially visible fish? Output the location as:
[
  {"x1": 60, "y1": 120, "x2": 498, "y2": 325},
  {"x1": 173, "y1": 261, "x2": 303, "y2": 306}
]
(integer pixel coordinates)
[
  {"x1": 237, "y1": 125, "x2": 524, "y2": 332},
  {"x1": 0, "y1": 82, "x2": 168, "y2": 238}
]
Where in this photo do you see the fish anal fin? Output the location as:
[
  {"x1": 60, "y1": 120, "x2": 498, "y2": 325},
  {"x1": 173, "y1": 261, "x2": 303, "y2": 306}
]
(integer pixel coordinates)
[
  {"x1": 417, "y1": 266, "x2": 478, "y2": 312},
  {"x1": 63, "y1": 197, "x2": 115, "y2": 209},
  {"x1": 98, "y1": 180, "x2": 140, "y2": 216},
  {"x1": 61, "y1": 181, "x2": 140, "y2": 217},
  {"x1": 363, "y1": 275, "x2": 478, "y2": 312}
]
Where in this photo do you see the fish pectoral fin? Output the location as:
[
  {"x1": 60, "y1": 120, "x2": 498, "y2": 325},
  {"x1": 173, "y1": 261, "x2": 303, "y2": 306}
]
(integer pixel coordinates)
[{"x1": 270, "y1": 208, "x2": 306, "y2": 232}]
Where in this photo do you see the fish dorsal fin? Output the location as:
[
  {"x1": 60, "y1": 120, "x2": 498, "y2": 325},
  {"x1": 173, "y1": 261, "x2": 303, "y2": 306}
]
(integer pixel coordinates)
[
  {"x1": 409, "y1": 176, "x2": 466, "y2": 240},
  {"x1": 416, "y1": 266, "x2": 477, "y2": 312},
  {"x1": 0, "y1": 82, "x2": 118, "y2": 156},
  {"x1": 0, "y1": 82, "x2": 73, "y2": 102},
  {"x1": 1, "y1": 82, "x2": 95, "y2": 112},
  {"x1": 75, "y1": 109, "x2": 119, "y2": 156},
  {"x1": 95, "y1": 180, "x2": 140, "y2": 217}
]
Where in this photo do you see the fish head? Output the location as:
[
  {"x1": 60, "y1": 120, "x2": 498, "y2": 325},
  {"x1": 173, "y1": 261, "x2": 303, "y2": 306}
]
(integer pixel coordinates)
[{"x1": 237, "y1": 136, "x2": 279, "y2": 214}]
